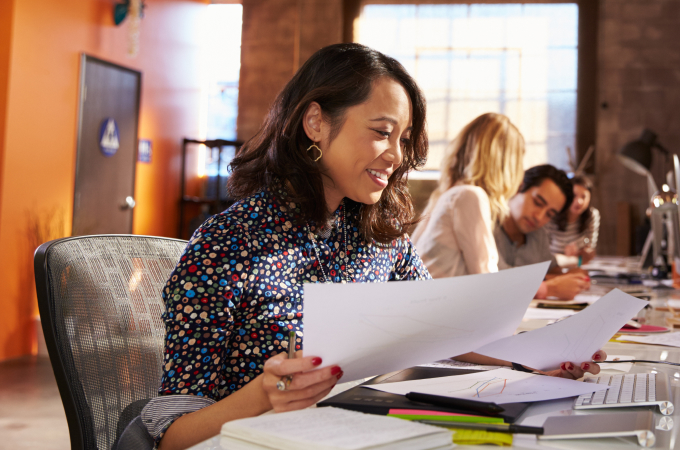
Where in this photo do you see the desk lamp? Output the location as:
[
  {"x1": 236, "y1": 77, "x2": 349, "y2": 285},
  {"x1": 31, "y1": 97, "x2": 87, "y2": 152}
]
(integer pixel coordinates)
[
  {"x1": 618, "y1": 130, "x2": 676, "y2": 273},
  {"x1": 618, "y1": 129, "x2": 669, "y2": 197}
]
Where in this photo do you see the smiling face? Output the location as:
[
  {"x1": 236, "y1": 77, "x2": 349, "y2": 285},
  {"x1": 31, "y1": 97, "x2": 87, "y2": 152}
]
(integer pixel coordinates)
[
  {"x1": 570, "y1": 183, "x2": 591, "y2": 217},
  {"x1": 508, "y1": 179, "x2": 567, "y2": 234},
  {"x1": 303, "y1": 77, "x2": 412, "y2": 211}
]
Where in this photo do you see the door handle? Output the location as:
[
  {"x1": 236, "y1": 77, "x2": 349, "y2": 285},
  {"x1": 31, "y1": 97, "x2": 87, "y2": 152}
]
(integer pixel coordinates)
[{"x1": 121, "y1": 196, "x2": 136, "y2": 210}]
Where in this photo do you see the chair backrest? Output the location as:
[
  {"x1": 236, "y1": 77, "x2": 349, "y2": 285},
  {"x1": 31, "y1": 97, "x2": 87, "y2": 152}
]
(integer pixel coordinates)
[{"x1": 34, "y1": 235, "x2": 188, "y2": 450}]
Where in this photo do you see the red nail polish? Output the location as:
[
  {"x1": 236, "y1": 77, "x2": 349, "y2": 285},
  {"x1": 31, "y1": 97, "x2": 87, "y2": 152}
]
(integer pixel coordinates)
[
  {"x1": 330, "y1": 366, "x2": 341, "y2": 375},
  {"x1": 337, "y1": 371, "x2": 344, "y2": 380},
  {"x1": 568, "y1": 363, "x2": 574, "y2": 370},
  {"x1": 311, "y1": 357, "x2": 322, "y2": 366},
  {"x1": 561, "y1": 363, "x2": 566, "y2": 371},
  {"x1": 584, "y1": 363, "x2": 590, "y2": 370}
]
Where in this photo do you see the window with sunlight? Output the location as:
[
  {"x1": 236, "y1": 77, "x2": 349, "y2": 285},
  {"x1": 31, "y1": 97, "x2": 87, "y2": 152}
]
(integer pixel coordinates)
[
  {"x1": 200, "y1": 3, "x2": 242, "y2": 178},
  {"x1": 358, "y1": 3, "x2": 578, "y2": 173}
]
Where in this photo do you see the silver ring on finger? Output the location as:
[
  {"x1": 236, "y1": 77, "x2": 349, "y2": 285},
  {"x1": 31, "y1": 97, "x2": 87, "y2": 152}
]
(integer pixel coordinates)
[{"x1": 276, "y1": 378, "x2": 287, "y2": 391}]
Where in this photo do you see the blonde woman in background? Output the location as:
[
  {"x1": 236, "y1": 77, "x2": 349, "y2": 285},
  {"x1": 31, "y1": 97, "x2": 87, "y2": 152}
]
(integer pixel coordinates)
[{"x1": 411, "y1": 113, "x2": 524, "y2": 277}]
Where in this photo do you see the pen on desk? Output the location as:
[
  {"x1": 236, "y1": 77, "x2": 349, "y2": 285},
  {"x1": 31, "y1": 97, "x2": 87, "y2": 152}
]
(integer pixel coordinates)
[
  {"x1": 417, "y1": 420, "x2": 544, "y2": 435},
  {"x1": 406, "y1": 392, "x2": 505, "y2": 415}
]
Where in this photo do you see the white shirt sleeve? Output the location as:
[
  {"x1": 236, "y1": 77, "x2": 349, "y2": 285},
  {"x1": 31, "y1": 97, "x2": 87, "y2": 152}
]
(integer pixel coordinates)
[
  {"x1": 450, "y1": 187, "x2": 499, "y2": 274},
  {"x1": 412, "y1": 186, "x2": 499, "y2": 278}
]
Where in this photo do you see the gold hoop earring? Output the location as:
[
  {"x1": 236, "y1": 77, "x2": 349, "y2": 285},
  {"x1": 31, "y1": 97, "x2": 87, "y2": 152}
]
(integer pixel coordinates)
[{"x1": 306, "y1": 143, "x2": 322, "y2": 162}]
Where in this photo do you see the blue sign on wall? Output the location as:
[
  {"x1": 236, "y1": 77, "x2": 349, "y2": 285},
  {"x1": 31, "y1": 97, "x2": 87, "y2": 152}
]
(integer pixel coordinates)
[
  {"x1": 138, "y1": 139, "x2": 152, "y2": 163},
  {"x1": 99, "y1": 118, "x2": 120, "y2": 156}
]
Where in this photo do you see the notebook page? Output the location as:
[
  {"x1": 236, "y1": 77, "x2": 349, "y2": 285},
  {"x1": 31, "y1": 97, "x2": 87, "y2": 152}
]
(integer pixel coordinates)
[{"x1": 221, "y1": 407, "x2": 451, "y2": 450}]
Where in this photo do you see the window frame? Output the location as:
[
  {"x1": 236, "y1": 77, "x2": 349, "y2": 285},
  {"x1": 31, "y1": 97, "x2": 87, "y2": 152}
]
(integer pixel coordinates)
[{"x1": 343, "y1": 0, "x2": 598, "y2": 172}]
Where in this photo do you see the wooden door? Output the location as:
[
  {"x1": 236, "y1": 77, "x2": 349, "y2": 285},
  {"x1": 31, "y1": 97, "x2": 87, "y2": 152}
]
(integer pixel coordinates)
[{"x1": 72, "y1": 55, "x2": 141, "y2": 236}]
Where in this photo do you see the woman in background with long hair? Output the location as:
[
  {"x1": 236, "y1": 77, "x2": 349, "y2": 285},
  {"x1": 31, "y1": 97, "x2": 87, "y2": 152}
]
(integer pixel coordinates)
[
  {"x1": 411, "y1": 113, "x2": 525, "y2": 277},
  {"x1": 546, "y1": 173, "x2": 600, "y2": 265}
]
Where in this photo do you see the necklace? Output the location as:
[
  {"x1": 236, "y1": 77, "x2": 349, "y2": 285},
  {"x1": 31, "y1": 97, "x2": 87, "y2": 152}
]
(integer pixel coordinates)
[{"x1": 308, "y1": 201, "x2": 351, "y2": 283}]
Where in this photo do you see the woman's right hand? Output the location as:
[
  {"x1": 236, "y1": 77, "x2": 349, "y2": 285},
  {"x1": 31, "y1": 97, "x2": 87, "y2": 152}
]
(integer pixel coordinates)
[{"x1": 262, "y1": 352, "x2": 343, "y2": 413}]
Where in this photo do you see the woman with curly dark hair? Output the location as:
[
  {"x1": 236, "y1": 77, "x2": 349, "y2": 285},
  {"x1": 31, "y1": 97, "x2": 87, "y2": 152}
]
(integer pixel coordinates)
[{"x1": 146, "y1": 43, "x2": 430, "y2": 450}]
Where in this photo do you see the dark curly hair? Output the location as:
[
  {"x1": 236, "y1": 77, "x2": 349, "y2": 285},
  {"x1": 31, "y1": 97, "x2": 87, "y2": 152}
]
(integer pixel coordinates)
[
  {"x1": 556, "y1": 174, "x2": 593, "y2": 232},
  {"x1": 518, "y1": 164, "x2": 574, "y2": 214},
  {"x1": 227, "y1": 43, "x2": 428, "y2": 243}
]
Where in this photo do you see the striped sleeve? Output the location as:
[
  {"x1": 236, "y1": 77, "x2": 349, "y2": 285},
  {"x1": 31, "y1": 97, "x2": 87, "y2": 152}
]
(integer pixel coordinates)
[
  {"x1": 141, "y1": 395, "x2": 216, "y2": 445},
  {"x1": 547, "y1": 208, "x2": 600, "y2": 254}
]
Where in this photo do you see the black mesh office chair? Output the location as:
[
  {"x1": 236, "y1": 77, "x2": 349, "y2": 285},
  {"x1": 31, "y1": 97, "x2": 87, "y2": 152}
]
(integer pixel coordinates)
[{"x1": 34, "y1": 235, "x2": 188, "y2": 450}]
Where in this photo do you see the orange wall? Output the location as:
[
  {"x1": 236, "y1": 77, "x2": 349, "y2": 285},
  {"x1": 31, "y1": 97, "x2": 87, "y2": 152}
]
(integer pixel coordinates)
[
  {"x1": 0, "y1": 0, "x2": 14, "y2": 226},
  {"x1": 0, "y1": 0, "x2": 208, "y2": 361}
]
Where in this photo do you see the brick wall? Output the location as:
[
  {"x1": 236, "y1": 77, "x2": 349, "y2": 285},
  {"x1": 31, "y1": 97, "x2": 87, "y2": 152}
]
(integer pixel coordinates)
[
  {"x1": 595, "y1": 0, "x2": 680, "y2": 255},
  {"x1": 237, "y1": 0, "x2": 342, "y2": 141}
]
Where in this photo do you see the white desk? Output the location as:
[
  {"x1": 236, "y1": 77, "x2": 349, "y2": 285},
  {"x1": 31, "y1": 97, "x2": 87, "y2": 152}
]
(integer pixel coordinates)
[{"x1": 187, "y1": 283, "x2": 680, "y2": 449}]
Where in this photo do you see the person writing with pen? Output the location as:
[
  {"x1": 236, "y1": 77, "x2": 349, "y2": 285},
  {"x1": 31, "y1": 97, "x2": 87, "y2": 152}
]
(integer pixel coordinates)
[
  {"x1": 136, "y1": 44, "x2": 606, "y2": 450},
  {"x1": 494, "y1": 165, "x2": 591, "y2": 300}
]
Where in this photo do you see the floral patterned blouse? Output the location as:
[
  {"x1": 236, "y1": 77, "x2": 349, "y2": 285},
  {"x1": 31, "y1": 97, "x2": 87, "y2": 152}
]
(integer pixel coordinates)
[{"x1": 143, "y1": 186, "x2": 430, "y2": 442}]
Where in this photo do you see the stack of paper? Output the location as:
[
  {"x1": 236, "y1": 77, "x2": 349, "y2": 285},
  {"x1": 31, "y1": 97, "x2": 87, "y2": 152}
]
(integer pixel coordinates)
[
  {"x1": 522, "y1": 308, "x2": 577, "y2": 321},
  {"x1": 220, "y1": 407, "x2": 453, "y2": 450},
  {"x1": 617, "y1": 332, "x2": 680, "y2": 347},
  {"x1": 533, "y1": 293, "x2": 601, "y2": 307}
]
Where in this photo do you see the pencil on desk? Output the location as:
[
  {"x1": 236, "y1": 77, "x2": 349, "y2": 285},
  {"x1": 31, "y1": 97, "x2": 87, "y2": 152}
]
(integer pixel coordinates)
[{"x1": 285, "y1": 330, "x2": 296, "y2": 388}]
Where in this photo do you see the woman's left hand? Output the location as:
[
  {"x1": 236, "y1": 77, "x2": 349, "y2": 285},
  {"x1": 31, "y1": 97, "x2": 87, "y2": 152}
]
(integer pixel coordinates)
[{"x1": 537, "y1": 350, "x2": 607, "y2": 379}]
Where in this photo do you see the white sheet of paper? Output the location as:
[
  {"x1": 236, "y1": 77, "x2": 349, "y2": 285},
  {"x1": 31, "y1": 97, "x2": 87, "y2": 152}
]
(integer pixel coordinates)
[
  {"x1": 599, "y1": 355, "x2": 635, "y2": 372},
  {"x1": 475, "y1": 289, "x2": 648, "y2": 371},
  {"x1": 523, "y1": 308, "x2": 577, "y2": 321},
  {"x1": 365, "y1": 368, "x2": 609, "y2": 404},
  {"x1": 617, "y1": 331, "x2": 680, "y2": 347},
  {"x1": 303, "y1": 262, "x2": 549, "y2": 382}
]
